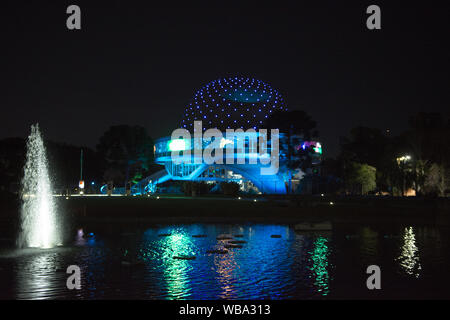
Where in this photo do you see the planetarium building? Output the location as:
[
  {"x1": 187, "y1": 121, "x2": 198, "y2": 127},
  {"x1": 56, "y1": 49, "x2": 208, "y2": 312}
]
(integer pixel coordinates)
[{"x1": 117, "y1": 77, "x2": 321, "y2": 195}]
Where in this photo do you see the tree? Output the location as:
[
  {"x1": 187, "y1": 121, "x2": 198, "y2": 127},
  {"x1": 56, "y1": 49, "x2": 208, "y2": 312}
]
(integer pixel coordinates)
[
  {"x1": 265, "y1": 110, "x2": 319, "y2": 193},
  {"x1": 424, "y1": 163, "x2": 446, "y2": 196},
  {"x1": 318, "y1": 157, "x2": 344, "y2": 194},
  {"x1": 345, "y1": 162, "x2": 377, "y2": 195},
  {"x1": 406, "y1": 112, "x2": 450, "y2": 195},
  {"x1": 97, "y1": 125, "x2": 155, "y2": 186},
  {"x1": 338, "y1": 127, "x2": 388, "y2": 195},
  {"x1": 0, "y1": 138, "x2": 26, "y2": 193},
  {"x1": 340, "y1": 126, "x2": 387, "y2": 168},
  {"x1": 407, "y1": 112, "x2": 450, "y2": 165}
]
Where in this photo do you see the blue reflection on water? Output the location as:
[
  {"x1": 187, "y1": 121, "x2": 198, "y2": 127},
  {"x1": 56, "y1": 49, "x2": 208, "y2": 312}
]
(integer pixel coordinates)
[
  {"x1": 133, "y1": 225, "x2": 313, "y2": 299},
  {"x1": 1, "y1": 223, "x2": 449, "y2": 299}
]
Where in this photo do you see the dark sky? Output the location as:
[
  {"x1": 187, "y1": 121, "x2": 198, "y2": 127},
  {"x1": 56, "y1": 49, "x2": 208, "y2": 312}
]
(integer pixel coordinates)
[{"x1": 1, "y1": 1, "x2": 449, "y2": 156}]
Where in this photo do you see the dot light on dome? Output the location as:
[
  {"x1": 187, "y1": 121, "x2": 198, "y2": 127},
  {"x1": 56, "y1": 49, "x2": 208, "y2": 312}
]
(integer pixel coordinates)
[
  {"x1": 181, "y1": 77, "x2": 286, "y2": 131},
  {"x1": 120, "y1": 76, "x2": 324, "y2": 196}
]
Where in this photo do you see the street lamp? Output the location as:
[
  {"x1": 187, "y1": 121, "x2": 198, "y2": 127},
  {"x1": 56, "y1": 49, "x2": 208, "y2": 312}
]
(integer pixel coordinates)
[
  {"x1": 396, "y1": 155, "x2": 411, "y2": 164},
  {"x1": 396, "y1": 155, "x2": 411, "y2": 196}
]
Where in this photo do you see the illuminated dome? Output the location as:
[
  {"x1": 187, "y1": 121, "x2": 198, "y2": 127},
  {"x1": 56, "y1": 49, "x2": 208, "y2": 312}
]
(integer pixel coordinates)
[
  {"x1": 181, "y1": 77, "x2": 287, "y2": 131},
  {"x1": 101, "y1": 76, "x2": 323, "y2": 196}
]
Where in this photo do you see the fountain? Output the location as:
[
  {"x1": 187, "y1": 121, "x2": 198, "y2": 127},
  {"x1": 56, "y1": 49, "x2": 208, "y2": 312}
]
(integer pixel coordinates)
[{"x1": 17, "y1": 124, "x2": 61, "y2": 248}]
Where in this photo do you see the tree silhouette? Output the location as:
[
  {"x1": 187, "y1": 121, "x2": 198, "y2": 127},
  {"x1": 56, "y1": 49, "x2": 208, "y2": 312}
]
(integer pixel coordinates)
[
  {"x1": 97, "y1": 125, "x2": 154, "y2": 186},
  {"x1": 265, "y1": 110, "x2": 319, "y2": 193}
]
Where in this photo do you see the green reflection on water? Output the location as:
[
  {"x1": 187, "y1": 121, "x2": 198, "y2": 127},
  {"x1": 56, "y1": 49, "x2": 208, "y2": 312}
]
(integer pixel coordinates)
[
  {"x1": 161, "y1": 232, "x2": 195, "y2": 299},
  {"x1": 139, "y1": 230, "x2": 198, "y2": 299},
  {"x1": 310, "y1": 236, "x2": 330, "y2": 296}
]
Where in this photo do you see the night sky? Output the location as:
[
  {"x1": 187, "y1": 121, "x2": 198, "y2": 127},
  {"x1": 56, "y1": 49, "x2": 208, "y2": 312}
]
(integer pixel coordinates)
[{"x1": 1, "y1": 1, "x2": 449, "y2": 156}]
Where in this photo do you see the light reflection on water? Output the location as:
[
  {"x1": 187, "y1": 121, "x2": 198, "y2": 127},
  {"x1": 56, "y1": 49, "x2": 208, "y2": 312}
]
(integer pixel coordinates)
[
  {"x1": 0, "y1": 223, "x2": 449, "y2": 299},
  {"x1": 151, "y1": 230, "x2": 196, "y2": 299},
  {"x1": 17, "y1": 252, "x2": 57, "y2": 300},
  {"x1": 309, "y1": 236, "x2": 330, "y2": 295},
  {"x1": 397, "y1": 227, "x2": 422, "y2": 278}
]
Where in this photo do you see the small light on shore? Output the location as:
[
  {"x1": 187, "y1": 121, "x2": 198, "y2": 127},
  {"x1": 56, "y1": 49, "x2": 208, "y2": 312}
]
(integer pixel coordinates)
[
  {"x1": 254, "y1": 199, "x2": 257, "y2": 202},
  {"x1": 238, "y1": 197, "x2": 241, "y2": 200},
  {"x1": 321, "y1": 193, "x2": 324, "y2": 197},
  {"x1": 329, "y1": 201, "x2": 334, "y2": 205},
  {"x1": 157, "y1": 196, "x2": 160, "y2": 199}
]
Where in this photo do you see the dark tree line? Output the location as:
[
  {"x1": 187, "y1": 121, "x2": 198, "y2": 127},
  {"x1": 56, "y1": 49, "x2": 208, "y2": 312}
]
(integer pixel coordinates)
[
  {"x1": 1, "y1": 112, "x2": 448, "y2": 197},
  {"x1": 263, "y1": 110, "x2": 449, "y2": 196},
  {"x1": 96, "y1": 125, "x2": 157, "y2": 187},
  {"x1": 324, "y1": 112, "x2": 450, "y2": 196},
  {"x1": 0, "y1": 125, "x2": 158, "y2": 193}
]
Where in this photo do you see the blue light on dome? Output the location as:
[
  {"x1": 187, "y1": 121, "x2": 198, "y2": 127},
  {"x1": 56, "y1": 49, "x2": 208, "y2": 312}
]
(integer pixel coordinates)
[{"x1": 180, "y1": 77, "x2": 286, "y2": 130}]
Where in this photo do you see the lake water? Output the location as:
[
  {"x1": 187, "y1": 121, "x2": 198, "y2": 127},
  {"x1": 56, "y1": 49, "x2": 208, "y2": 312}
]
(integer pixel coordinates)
[{"x1": 1, "y1": 222, "x2": 449, "y2": 299}]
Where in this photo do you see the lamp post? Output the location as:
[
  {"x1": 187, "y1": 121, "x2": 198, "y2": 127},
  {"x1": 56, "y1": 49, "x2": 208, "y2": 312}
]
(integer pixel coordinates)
[{"x1": 79, "y1": 149, "x2": 84, "y2": 195}]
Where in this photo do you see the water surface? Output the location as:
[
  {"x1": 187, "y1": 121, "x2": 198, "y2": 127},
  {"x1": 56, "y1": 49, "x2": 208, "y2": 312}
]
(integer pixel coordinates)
[{"x1": 1, "y1": 223, "x2": 449, "y2": 299}]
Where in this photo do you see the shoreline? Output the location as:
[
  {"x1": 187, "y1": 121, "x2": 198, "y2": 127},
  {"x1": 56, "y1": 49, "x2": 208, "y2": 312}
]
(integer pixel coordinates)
[
  {"x1": 57, "y1": 195, "x2": 450, "y2": 227},
  {"x1": 1, "y1": 194, "x2": 449, "y2": 227}
]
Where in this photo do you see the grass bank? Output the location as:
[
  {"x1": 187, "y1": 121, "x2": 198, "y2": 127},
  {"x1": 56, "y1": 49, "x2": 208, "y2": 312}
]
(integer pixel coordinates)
[
  {"x1": 1, "y1": 193, "x2": 449, "y2": 231},
  {"x1": 58, "y1": 194, "x2": 450, "y2": 226}
]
